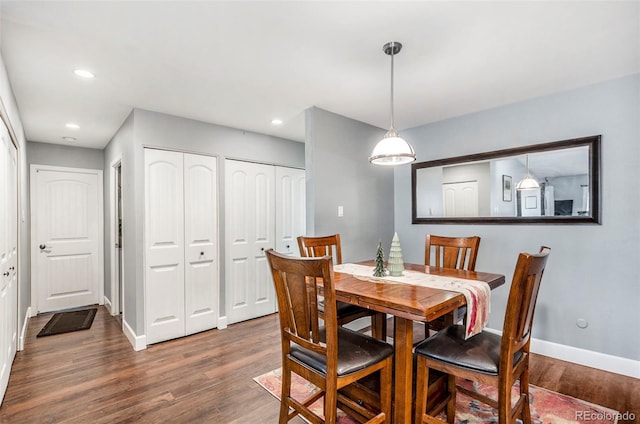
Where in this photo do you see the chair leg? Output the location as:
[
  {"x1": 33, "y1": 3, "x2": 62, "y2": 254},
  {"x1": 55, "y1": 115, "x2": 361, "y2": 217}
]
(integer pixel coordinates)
[
  {"x1": 497, "y1": 380, "x2": 512, "y2": 424},
  {"x1": 446, "y1": 374, "x2": 456, "y2": 424},
  {"x1": 520, "y1": 369, "x2": 532, "y2": 424},
  {"x1": 379, "y1": 359, "x2": 392, "y2": 423},
  {"x1": 280, "y1": 369, "x2": 292, "y2": 423},
  {"x1": 414, "y1": 356, "x2": 429, "y2": 424},
  {"x1": 324, "y1": 380, "x2": 338, "y2": 424}
]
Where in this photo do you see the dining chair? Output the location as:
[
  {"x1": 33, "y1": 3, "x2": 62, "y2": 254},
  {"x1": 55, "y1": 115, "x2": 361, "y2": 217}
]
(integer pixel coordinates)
[
  {"x1": 297, "y1": 234, "x2": 386, "y2": 340},
  {"x1": 424, "y1": 235, "x2": 481, "y2": 334},
  {"x1": 413, "y1": 246, "x2": 551, "y2": 424},
  {"x1": 265, "y1": 249, "x2": 393, "y2": 424}
]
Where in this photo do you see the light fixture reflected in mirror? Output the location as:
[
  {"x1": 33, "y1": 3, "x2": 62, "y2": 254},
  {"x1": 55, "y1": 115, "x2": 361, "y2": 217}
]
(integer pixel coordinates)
[
  {"x1": 369, "y1": 41, "x2": 416, "y2": 166},
  {"x1": 516, "y1": 155, "x2": 540, "y2": 190}
]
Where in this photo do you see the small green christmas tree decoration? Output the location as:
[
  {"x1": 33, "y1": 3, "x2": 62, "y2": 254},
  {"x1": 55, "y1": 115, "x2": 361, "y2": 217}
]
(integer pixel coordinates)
[
  {"x1": 373, "y1": 240, "x2": 387, "y2": 277},
  {"x1": 387, "y1": 232, "x2": 405, "y2": 277}
]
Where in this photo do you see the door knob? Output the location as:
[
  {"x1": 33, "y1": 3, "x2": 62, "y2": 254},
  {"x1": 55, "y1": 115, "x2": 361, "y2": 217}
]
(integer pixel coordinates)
[
  {"x1": 39, "y1": 244, "x2": 47, "y2": 250},
  {"x1": 2, "y1": 272, "x2": 8, "y2": 277}
]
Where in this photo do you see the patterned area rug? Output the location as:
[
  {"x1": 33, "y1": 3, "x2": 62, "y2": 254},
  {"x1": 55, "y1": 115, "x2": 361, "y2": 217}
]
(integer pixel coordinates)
[{"x1": 254, "y1": 368, "x2": 619, "y2": 424}]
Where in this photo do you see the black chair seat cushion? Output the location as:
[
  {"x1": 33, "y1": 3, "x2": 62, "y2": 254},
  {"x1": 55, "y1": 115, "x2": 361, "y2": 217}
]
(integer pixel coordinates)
[
  {"x1": 291, "y1": 327, "x2": 393, "y2": 376},
  {"x1": 414, "y1": 325, "x2": 522, "y2": 374},
  {"x1": 319, "y1": 299, "x2": 370, "y2": 319}
]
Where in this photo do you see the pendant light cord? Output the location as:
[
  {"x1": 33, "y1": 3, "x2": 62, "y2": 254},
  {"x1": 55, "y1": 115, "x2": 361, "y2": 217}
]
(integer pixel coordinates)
[{"x1": 389, "y1": 45, "x2": 396, "y2": 131}]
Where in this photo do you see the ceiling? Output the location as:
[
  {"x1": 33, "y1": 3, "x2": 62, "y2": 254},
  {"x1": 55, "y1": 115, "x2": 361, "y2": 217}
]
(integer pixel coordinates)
[{"x1": 1, "y1": 1, "x2": 638, "y2": 150}]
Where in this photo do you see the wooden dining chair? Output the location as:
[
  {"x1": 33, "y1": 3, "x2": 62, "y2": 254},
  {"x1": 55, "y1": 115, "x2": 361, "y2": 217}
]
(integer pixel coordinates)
[
  {"x1": 265, "y1": 249, "x2": 393, "y2": 424},
  {"x1": 414, "y1": 246, "x2": 550, "y2": 424},
  {"x1": 297, "y1": 234, "x2": 386, "y2": 340},
  {"x1": 424, "y1": 235, "x2": 481, "y2": 271},
  {"x1": 424, "y1": 235, "x2": 481, "y2": 334}
]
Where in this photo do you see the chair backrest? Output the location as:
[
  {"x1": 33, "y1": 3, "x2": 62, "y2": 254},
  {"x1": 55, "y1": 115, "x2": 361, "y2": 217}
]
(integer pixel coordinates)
[
  {"x1": 265, "y1": 249, "x2": 338, "y2": 361},
  {"x1": 424, "y1": 235, "x2": 481, "y2": 271},
  {"x1": 297, "y1": 234, "x2": 343, "y2": 265},
  {"x1": 500, "y1": 246, "x2": 550, "y2": 365}
]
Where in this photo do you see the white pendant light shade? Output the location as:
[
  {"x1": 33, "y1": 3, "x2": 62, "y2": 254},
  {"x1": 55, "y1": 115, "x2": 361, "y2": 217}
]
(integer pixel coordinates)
[
  {"x1": 515, "y1": 176, "x2": 540, "y2": 190},
  {"x1": 369, "y1": 132, "x2": 416, "y2": 165},
  {"x1": 516, "y1": 155, "x2": 540, "y2": 190},
  {"x1": 369, "y1": 41, "x2": 416, "y2": 166}
]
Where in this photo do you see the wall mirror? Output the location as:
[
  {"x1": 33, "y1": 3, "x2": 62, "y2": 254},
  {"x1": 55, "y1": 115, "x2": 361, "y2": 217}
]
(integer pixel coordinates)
[{"x1": 412, "y1": 135, "x2": 601, "y2": 224}]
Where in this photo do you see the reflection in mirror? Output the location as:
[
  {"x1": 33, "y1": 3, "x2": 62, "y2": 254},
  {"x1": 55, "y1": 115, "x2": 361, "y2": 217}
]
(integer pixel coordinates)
[{"x1": 412, "y1": 135, "x2": 600, "y2": 224}]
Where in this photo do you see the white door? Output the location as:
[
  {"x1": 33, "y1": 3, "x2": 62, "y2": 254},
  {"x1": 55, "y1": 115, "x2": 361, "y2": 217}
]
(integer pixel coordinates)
[
  {"x1": 0, "y1": 126, "x2": 18, "y2": 403},
  {"x1": 31, "y1": 165, "x2": 103, "y2": 313},
  {"x1": 225, "y1": 160, "x2": 276, "y2": 324},
  {"x1": 145, "y1": 149, "x2": 185, "y2": 344},
  {"x1": 145, "y1": 149, "x2": 219, "y2": 344},
  {"x1": 442, "y1": 181, "x2": 479, "y2": 217},
  {"x1": 184, "y1": 153, "x2": 218, "y2": 335},
  {"x1": 275, "y1": 167, "x2": 305, "y2": 255}
]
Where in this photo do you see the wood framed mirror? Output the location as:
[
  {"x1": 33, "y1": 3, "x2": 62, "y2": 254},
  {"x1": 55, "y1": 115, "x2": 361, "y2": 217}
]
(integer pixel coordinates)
[{"x1": 411, "y1": 135, "x2": 601, "y2": 224}]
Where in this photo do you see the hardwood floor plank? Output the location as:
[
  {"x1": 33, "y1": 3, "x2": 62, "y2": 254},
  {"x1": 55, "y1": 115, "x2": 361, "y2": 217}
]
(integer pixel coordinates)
[{"x1": 0, "y1": 307, "x2": 637, "y2": 423}]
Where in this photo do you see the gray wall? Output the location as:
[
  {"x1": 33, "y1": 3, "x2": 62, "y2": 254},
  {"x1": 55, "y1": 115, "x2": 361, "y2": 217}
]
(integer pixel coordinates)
[
  {"x1": 305, "y1": 107, "x2": 395, "y2": 262},
  {"x1": 27, "y1": 141, "x2": 104, "y2": 170},
  {"x1": 394, "y1": 74, "x2": 640, "y2": 361},
  {"x1": 103, "y1": 108, "x2": 305, "y2": 337}
]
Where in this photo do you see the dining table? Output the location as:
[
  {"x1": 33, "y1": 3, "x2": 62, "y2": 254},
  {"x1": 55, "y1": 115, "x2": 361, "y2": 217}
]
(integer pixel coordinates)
[{"x1": 332, "y1": 261, "x2": 505, "y2": 424}]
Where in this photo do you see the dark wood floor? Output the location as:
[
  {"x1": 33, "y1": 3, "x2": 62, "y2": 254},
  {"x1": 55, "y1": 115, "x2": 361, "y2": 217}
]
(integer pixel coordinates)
[{"x1": 0, "y1": 307, "x2": 638, "y2": 423}]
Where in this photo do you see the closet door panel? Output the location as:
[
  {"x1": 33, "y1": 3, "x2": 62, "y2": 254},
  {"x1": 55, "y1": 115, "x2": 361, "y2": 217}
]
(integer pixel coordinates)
[
  {"x1": 225, "y1": 160, "x2": 275, "y2": 325},
  {"x1": 184, "y1": 153, "x2": 218, "y2": 335},
  {"x1": 145, "y1": 149, "x2": 185, "y2": 344},
  {"x1": 275, "y1": 167, "x2": 305, "y2": 255}
]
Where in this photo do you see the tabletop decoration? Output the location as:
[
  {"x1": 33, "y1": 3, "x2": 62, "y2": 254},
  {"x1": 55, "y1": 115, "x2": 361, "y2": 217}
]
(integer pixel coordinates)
[
  {"x1": 387, "y1": 232, "x2": 405, "y2": 276},
  {"x1": 372, "y1": 240, "x2": 387, "y2": 277}
]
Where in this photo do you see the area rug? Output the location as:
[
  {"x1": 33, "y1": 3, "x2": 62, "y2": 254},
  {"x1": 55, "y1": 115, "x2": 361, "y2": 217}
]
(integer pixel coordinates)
[
  {"x1": 254, "y1": 368, "x2": 620, "y2": 424},
  {"x1": 36, "y1": 308, "x2": 97, "y2": 337}
]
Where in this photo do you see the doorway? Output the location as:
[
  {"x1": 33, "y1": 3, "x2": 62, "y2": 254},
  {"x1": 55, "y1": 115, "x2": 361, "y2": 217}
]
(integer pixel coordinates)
[
  {"x1": 110, "y1": 158, "x2": 123, "y2": 322},
  {"x1": 30, "y1": 165, "x2": 104, "y2": 313}
]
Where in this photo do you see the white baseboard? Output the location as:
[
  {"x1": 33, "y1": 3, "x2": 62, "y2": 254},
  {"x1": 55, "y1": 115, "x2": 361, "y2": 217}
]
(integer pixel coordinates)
[
  {"x1": 484, "y1": 328, "x2": 640, "y2": 379},
  {"x1": 18, "y1": 307, "x2": 31, "y2": 351},
  {"x1": 217, "y1": 316, "x2": 228, "y2": 330},
  {"x1": 123, "y1": 319, "x2": 147, "y2": 351},
  {"x1": 103, "y1": 296, "x2": 113, "y2": 315}
]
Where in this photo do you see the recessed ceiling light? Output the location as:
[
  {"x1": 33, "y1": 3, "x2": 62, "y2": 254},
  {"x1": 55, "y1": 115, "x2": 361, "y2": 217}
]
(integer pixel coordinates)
[
  {"x1": 65, "y1": 123, "x2": 80, "y2": 129},
  {"x1": 62, "y1": 136, "x2": 77, "y2": 142},
  {"x1": 271, "y1": 119, "x2": 283, "y2": 125},
  {"x1": 73, "y1": 69, "x2": 95, "y2": 79}
]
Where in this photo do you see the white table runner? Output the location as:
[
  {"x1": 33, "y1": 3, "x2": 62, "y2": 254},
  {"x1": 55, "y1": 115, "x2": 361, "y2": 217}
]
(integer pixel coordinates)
[{"x1": 334, "y1": 263, "x2": 490, "y2": 338}]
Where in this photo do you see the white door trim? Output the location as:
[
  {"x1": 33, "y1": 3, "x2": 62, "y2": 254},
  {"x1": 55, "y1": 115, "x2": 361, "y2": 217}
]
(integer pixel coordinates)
[
  {"x1": 29, "y1": 164, "x2": 104, "y2": 315},
  {"x1": 109, "y1": 156, "x2": 122, "y2": 317}
]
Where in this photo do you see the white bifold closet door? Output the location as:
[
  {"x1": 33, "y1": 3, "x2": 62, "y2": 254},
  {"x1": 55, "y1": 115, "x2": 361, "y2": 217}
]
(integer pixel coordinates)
[
  {"x1": 225, "y1": 160, "x2": 305, "y2": 325},
  {"x1": 145, "y1": 149, "x2": 218, "y2": 345},
  {"x1": 0, "y1": 125, "x2": 18, "y2": 404}
]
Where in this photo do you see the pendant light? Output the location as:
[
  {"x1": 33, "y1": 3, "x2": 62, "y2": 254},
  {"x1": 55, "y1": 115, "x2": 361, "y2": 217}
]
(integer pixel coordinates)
[
  {"x1": 369, "y1": 41, "x2": 416, "y2": 166},
  {"x1": 516, "y1": 155, "x2": 540, "y2": 190}
]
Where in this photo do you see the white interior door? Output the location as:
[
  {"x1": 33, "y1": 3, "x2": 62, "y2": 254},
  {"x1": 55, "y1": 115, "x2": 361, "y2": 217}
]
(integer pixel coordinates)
[
  {"x1": 145, "y1": 149, "x2": 185, "y2": 344},
  {"x1": 442, "y1": 181, "x2": 479, "y2": 217},
  {"x1": 184, "y1": 153, "x2": 218, "y2": 335},
  {"x1": 31, "y1": 165, "x2": 103, "y2": 313},
  {"x1": 275, "y1": 167, "x2": 305, "y2": 256},
  {"x1": 0, "y1": 126, "x2": 18, "y2": 403},
  {"x1": 225, "y1": 160, "x2": 276, "y2": 325}
]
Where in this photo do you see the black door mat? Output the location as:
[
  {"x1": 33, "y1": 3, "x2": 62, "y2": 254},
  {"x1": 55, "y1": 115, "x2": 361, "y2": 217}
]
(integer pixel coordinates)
[{"x1": 37, "y1": 308, "x2": 98, "y2": 337}]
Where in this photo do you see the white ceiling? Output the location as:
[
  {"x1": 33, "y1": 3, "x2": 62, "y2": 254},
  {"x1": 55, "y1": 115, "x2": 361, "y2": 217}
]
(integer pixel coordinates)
[{"x1": 1, "y1": 1, "x2": 638, "y2": 149}]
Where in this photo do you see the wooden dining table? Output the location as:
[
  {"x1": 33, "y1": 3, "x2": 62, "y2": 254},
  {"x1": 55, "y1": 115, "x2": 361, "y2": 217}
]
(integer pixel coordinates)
[{"x1": 332, "y1": 261, "x2": 505, "y2": 424}]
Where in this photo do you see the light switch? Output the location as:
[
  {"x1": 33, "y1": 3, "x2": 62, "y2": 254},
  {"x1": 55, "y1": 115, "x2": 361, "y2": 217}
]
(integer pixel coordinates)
[{"x1": 338, "y1": 206, "x2": 344, "y2": 217}]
